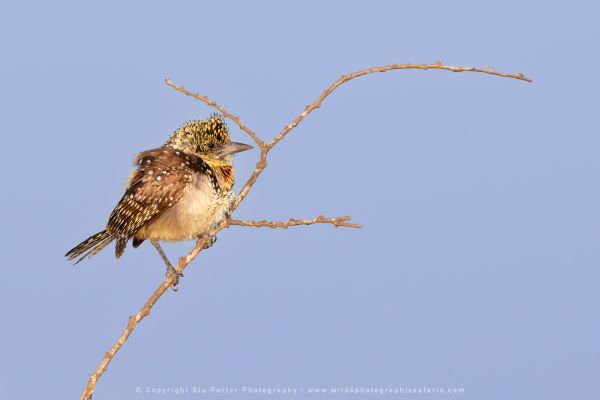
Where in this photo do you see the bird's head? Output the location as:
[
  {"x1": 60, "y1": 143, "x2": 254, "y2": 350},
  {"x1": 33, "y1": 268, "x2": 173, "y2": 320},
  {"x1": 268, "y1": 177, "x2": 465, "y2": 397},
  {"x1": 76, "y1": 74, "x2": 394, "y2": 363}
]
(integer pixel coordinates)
[{"x1": 166, "y1": 114, "x2": 253, "y2": 162}]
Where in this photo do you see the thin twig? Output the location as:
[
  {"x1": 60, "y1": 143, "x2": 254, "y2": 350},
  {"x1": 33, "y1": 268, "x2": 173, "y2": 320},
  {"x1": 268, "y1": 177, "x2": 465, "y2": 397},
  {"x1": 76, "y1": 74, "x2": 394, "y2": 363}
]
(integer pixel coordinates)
[
  {"x1": 267, "y1": 62, "x2": 532, "y2": 150},
  {"x1": 164, "y1": 79, "x2": 265, "y2": 149},
  {"x1": 229, "y1": 216, "x2": 363, "y2": 229},
  {"x1": 81, "y1": 62, "x2": 530, "y2": 400}
]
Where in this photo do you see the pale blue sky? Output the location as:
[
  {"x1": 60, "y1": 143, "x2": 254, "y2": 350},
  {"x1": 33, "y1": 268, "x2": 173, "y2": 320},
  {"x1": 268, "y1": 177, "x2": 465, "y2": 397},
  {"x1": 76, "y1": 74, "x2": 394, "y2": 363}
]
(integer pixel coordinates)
[{"x1": 1, "y1": 1, "x2": 598, "y2": 399}]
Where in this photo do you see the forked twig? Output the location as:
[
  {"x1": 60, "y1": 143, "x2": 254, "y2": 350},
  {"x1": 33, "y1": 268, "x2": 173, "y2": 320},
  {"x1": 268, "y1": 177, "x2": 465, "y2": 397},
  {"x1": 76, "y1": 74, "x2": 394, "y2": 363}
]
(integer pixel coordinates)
[{"x1": 81, "y1": 62, "x2": 531, "y2": 400}]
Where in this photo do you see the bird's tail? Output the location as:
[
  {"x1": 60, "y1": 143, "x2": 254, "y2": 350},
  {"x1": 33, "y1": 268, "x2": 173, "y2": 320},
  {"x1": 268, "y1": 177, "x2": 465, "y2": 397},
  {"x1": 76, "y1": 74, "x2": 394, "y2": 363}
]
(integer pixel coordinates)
[{"x1": 65, "y1": 230, "x2": 113, "y2": 264}]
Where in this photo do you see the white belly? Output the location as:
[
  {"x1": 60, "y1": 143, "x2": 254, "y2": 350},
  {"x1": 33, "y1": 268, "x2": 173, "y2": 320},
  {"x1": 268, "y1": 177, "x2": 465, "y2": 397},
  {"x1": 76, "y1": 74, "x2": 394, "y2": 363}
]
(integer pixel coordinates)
[{"x1": 140, "y1": 174, "x2": 233, "y2": 241}]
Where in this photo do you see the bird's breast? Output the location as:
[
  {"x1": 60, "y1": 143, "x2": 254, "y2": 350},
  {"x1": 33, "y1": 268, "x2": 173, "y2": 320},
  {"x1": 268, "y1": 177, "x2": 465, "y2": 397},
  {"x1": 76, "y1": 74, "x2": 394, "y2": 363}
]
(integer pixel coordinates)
[{"x1": 138, "y1": 172, "x2": 233, "y2": 241}]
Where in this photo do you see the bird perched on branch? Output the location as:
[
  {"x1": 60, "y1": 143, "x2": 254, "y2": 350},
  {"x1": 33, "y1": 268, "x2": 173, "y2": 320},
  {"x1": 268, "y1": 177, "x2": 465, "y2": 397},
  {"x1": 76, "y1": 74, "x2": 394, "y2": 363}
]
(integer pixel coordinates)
[{"x1": 66, "y1": 114, "x2": 252, "y2": 288}]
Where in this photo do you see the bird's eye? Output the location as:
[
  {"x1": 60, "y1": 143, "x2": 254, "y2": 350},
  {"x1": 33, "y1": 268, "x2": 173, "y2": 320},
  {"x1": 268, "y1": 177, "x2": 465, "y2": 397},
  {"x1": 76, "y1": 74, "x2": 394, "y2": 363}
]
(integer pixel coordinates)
[{"x1": 207, "y1": 143, "x2": 215, "y2": 149}]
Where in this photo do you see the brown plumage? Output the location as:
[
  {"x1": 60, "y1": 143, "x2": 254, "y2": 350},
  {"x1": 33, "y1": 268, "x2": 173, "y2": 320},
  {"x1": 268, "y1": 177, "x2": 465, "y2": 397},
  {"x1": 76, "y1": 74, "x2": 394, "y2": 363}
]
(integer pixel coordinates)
[{"x1": 66, "y1": 115, "x2": 252, "y2": 265}]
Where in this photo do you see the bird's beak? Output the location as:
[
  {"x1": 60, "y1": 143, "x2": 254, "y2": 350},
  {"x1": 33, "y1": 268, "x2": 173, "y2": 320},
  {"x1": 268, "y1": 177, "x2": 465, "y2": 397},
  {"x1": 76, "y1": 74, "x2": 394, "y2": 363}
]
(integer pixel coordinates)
[{"x1": 214, "y1": 142, "x2": 254, "y2": 157}]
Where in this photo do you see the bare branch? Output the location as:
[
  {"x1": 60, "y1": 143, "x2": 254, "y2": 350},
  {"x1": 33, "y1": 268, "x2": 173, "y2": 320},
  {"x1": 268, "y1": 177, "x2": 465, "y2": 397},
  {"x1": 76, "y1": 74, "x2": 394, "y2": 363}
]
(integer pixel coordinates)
[
  {"x1": 267, "y1": 62, "x2": 532, "y2": 150},
  {"x1": 164, "y1": 78, "x2": 265, "y2": 149},
  {"x1": 81, "y1": 62, "x2": 530, "y2": 400},
  {"x1": 229, "y1": 215, "x2": 362, "y2": 229}
]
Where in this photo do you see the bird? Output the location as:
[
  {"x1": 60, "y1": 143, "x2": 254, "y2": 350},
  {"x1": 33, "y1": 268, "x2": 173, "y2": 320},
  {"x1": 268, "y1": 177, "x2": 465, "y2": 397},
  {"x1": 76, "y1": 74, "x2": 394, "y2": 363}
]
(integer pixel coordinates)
[{"x1": 65, "y1": 114, "x2": 252, "y2": 288}]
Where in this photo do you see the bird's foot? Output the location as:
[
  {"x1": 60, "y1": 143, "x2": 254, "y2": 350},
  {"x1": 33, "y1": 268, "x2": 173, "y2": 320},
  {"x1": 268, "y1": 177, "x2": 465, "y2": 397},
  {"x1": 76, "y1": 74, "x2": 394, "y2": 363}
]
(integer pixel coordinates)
[
  {"x1": 166, "y1": 265, "x2": 184, "y2": 291},
  {"x1": 198, "y1": 234, "x2": 217, "y2": 250}
]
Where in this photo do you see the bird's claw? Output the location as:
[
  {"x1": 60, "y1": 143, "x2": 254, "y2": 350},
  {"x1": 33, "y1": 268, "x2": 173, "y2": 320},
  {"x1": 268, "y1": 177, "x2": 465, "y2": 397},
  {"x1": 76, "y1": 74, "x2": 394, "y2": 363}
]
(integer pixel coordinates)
[
  {"x1": 200, "y1": 234, "x2": 217, "y2": 250},
  {"x1": 166, "y1": 265, "x2": 184, "y2": 291}
]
